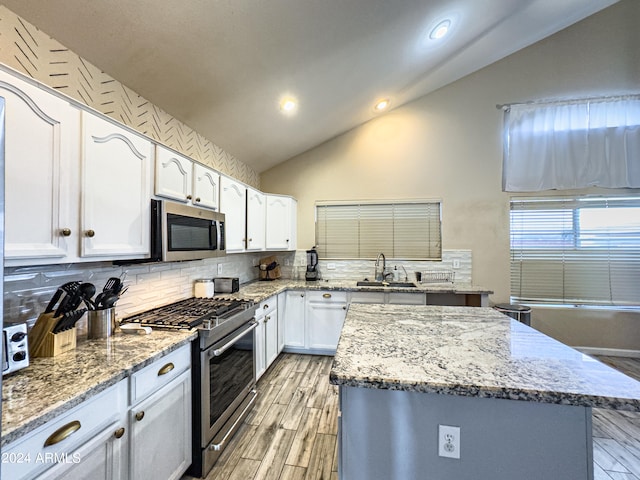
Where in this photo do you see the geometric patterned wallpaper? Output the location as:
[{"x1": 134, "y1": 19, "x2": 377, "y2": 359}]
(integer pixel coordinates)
[{"x1": 0, "y1": 6, "x2": 259, "y2": 188}]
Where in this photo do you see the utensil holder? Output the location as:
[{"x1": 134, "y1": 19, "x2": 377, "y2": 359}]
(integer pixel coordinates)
[
  {"x1": 28, "y1": 312, "x2": 77, "y2": 358},
  {"x1": 87, "y1": 308, "x2": 117, "y2": 339}
]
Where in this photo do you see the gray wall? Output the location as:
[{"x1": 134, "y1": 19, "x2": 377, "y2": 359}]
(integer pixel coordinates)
[{"x1": 261, "y1": 1, "x2": 640, "y2": 351}]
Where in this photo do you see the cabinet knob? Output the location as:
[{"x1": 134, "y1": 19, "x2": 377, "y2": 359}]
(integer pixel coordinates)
[
  {"x1": 263, "y1": 304, "x2": 269, "y2": 309},
  {"x1": 114, "y1": 427, "x2": 125, "y2": 439},
  {"x1": 61, "y1": 228, "x2": 72, "y2": 237},
  {"x1": 158, "y1": 362, "x2": 175, "y2": 376},
  {"x1": 85, "y1": 229, "x2": 95, "y2": 238},
  {"x1": 187, "y1": 195, "x2": 192, "y2": 200},
  {"x1": 265, "y1": 315, "x2": 270, "y2": 323},
  {"x1": 135, "y1": 411, "x2": 145, "y2": 422},
  {"x1": 323, "y1": 293, "x2": 332, "y2": 299},
  {"x1": 300, "y1": 294, "x2": 304, "y2": 298},
  {"x1": 286, "y1": 239, "x2": 290, "y2": 242},
  {"x1": 249, "y1": 238, "x2": 253, "y2": 242},
  {"x1": 195, "y1": 197, "x2": 201, "y2": 202},
  {"x1": 44, "y1": 420, "x2": 81, "y2": 447},
  {"x1": 343, "y1": 306, "x2": 347, "y2": 310}
]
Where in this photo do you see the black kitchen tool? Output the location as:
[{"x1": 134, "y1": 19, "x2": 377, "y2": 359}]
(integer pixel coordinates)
[
  {"x1": 100, "y1": 293, "x2": 119, "y2": 309},
  {"x1": 45, "y1": 281, "x2": 81, "y2": 314},
  {"x1": 52, "y1": 308, "x2": 87, "y2": 333},
  {"x1": 79, "y1": 283, "x2": 96, "y2": 310},
  {"x1": 104, "y1": 277, "x2": 121, "y2": 294}
]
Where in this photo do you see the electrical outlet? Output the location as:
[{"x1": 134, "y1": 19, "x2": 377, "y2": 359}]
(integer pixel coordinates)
[
  {"x1": 438, "y1": 425, "x2": 460, "y2": 459},
  {"x1": 217, "y1": 264, "x2": 223, "y2": 275},
  {"x1": 285, "y1": 259, "x2": 291, "y2": 266},
  {"x1": 252, "y1": 258, "x2": 258, "y2": 266},
  {"x1": 327, "y1": 263, "x2": 336, "y2": 270},
  {"x1": 452, "y1": 259, "x2": 460, "y2": 269}
]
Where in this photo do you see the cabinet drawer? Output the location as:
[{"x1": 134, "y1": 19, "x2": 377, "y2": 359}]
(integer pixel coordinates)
[
  {"x1": 2, "y1": 380, "x2": 127, "y2": 480},
  {"x1": 306, "y1": 291, "x2": 347, "y2": 303},
  {"x1": 258, "y1": 296, "x2": 277, "y2": 316},
  {"x1": 129, "y1": 343, "x2": 191, "y2": 405}
]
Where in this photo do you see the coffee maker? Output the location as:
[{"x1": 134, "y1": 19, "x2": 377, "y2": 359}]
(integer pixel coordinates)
[{"x1": 305, "y1": 248, "x2": 318, "y2": 281}]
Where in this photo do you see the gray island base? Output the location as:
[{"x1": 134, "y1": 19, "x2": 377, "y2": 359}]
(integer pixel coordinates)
[{"x1": 330, "y1": 304, "x2": 640, "y2": 480}]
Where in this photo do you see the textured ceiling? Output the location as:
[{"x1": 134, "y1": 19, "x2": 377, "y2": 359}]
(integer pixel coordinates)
[{"x1": 2, "y1": 0, "x2": 618, "y2": 172}]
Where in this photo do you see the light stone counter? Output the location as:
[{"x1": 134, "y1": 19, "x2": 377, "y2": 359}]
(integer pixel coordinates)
[
  {"x1": 330, "y1": 303, "x2": 640, "y2": 411},
  {"x1": 219, "y1": 279, "x2": 492, "y2": 304},
  {"x1": 1, "y1": 329, "x2": 196, "y2": 446}
]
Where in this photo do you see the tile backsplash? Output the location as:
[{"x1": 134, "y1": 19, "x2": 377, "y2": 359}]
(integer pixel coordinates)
[{"x1": 4, "y1": 249, "x2": 470, "y2": 330}]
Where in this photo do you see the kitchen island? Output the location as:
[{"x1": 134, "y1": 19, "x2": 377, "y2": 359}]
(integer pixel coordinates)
[{"x1": 330, "y1": 304, "x2": 640, "y2": 480}]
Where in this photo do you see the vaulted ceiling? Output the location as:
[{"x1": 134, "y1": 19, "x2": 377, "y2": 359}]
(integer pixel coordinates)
[{"x1": 2, "y1": 0, "x2": 618, "y2": 172}]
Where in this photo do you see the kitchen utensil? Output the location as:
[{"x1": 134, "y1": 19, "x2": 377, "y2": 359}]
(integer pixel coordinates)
[
  {"x1": 52, "y1": 308, "x2": 87, "y2": 333},
  {"x1": 45, "y1": 281, "x2": 81, "y2": 314},
  {"x1": 104, "y1": 277, "x2": 121, "y2": 294},
  {"x1": 79, "y1": 282, "x2": 96, "y2": 310},
  {"x1": 100, "y1": 293, "x2": 119, "y2": 309}
]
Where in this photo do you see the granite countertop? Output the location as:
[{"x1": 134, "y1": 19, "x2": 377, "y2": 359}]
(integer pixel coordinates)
[
  {"x1": 330, "y1": 303, "x2": 640, "y2": 412},
  {"x1": 221, "y1": 279, "x2": 492, "y2": 304},
  {"x1": 1, "y1": 329, "x2": 196, "y2": 447}
]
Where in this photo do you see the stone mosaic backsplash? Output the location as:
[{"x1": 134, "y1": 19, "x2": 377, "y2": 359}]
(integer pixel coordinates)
[{"x1": 0, "y1": 5, "x2": 259, "y2": 188}]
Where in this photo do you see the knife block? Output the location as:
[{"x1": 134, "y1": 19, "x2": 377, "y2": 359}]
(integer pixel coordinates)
[{"x1": 28, "y1": 312, "x2": 77, "y2": 358}]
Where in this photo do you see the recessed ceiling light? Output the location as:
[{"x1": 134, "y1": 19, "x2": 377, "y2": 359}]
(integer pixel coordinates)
[
  {"x1": 279, "y1": 97, "x2": 298, "y2": 114},
  {"x1": 374, "y1": 99, "x2": 390, "y2": 112},
  {"x1": 429, "y1": 19, "x2": 451, "y2": 40}
]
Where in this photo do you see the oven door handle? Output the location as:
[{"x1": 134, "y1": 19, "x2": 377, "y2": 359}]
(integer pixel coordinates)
[
  {"x1": 210, "y1": 321, "x2": 258, "y2": 357},
  {"x1": 210, "y1": 389, "x2": 257, "y2": 452}
]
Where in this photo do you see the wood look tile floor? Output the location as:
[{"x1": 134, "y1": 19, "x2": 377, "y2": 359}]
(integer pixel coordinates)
[{"x1": 186, "y1": 354, "x2": 640, "y2": 480}]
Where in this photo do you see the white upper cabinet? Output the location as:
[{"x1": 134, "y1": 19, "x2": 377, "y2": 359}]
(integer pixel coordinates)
[
  {"x1": 80, "y1": 111, "x2": 152, "y2": 258},
  {"x1": 155, "y1": 146, "x2": 220, "y2": 210},
  {"x1": 219, "y1": 175, "x2": 247, "y2": 252},
  {"x1": 155, "y1": 146, "x2": 193, "y2": 203},
  {"x1": 192, "y1": 163, "x2": 220, "y2": 210},
  {"x1": 246, "y1": 187, "x2": 266, "y2": 251},
  {"x1": 266, "y1": 195, "x2": 297, "y2": 250},
  {"x1": 1, "y1": 70, "x2": 81, "y2": 265}
]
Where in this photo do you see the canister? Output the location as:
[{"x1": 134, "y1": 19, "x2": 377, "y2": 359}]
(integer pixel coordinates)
[
  {"x1": 194, "y1": 278, "x2": 214, "y2": 298},
  {"x1": 87, "y1": 308, "x2": 117, "y2": 339}
]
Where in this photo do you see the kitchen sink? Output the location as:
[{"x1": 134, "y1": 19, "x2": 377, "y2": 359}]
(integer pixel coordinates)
[{"x1": 356, "y1": 281, "x2": 417, "y2": 288}]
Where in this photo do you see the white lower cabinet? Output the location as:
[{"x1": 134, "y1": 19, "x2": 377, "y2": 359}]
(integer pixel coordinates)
[
  {"x1": 277, "y1": 292, "x2": 286, "y2": 353},
  {"x1": 283, "y1": 290, "x2": 306, "y2": 349},
  {"x1": 306, "y1": 291, "x2": 348, "y2": 352},
  {"x1": 255, "y1": 296, "x2": 278, "y2": 380},
  {"x1": 4, "y1": 345, "x2": 192, "y2": 480},
  {"x1": 129, "y1": 368, "x2": 192, "y2": 480},
  {"x1": 3, "y1": 380, "x2": 128, "y2": 480}
]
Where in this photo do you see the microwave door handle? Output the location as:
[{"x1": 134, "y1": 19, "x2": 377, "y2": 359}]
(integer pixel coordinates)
[{"x1": 210, "y1": 221, "x2": 218, "y2": 250}]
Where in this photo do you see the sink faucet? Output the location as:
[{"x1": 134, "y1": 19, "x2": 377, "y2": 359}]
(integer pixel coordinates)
[{"x1": 374, "y1": 253, "x2": 386, "y2": 281}]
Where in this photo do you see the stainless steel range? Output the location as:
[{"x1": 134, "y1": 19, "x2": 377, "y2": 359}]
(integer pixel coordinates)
[{"x1": 123, "y1": 297, "x2": 259, "y2": 478}]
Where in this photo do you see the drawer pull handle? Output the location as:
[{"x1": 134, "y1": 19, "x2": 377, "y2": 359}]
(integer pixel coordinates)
[
  {"x1": 135, "y1": 411, "x2": 145, "y2": 422},
  {"x1": 44, "y1": 420, "x2": 81, "y2": 447},
  {"x1": 158, "y1": 362, "x2": 175, "y2": 376},
  {"x1": 263, "y1": 304, "x2": 269, "y2": 309},
  {"x1": 114, "y1": 427, "x2": 125, "y2": 439},
  {"x1": 323, "y1": 293, "x2": 332, "y2": 299}
]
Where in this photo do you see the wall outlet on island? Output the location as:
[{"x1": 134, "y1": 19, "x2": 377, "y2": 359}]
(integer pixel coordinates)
[
  {"x1": 217, "y1": 264, "x2": 223, "y2": 275},
  {"x1": 452, "y1": 259, "x2": 460, "y2": 269},
  {"x1": 438, "y1": 425, "x2": 460, "y2": 459}
]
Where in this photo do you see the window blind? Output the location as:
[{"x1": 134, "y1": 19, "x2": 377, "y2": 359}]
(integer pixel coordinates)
[
  {"x1": 510, "y1": 196, "x2": 640, "y2": 307},
  {"x1": 315, "y1": 201, "x2": 441, "y2": 260}
]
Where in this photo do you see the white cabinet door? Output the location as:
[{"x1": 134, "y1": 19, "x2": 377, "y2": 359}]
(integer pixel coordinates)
[
  {"x1": 283, "y1": 290, "x2": 306, "y2": 348},
  {"x1": 81, "y1": 111, "x2": 152, "y2": 258},
  {"x1": 1, "y1": 71, "x2": 81, "y2": 265},
  {"x1": 306, "y1": 291, "x2": 348, "y2": 353},
  {"x1": 246, "y1": 187, "x2": 266, "y2": 251},
  {"x1": 277, "y1": 292, "x2": 286, "y2": 353},
  {"x1": 155, "y1": 145, "x2": 193, "y2": 203},
  {"x1": 266, "y1": 195, "x2": 295, "y2": 250},
  {"x1": 265, "y1": 307, "x2": 279, "y2": 367},
  {"x1": 192, "y1": 163, "x2": 220, "y2": 210},
  {"x1": 255, "y1": 310, "x2": 266, "y2": 380},
  {"x1": 129, "y1": 369, "x2": 192, "y2": 480},
  {"x1": 219, "y1": 175, "x2": 247, "y2": 252},
  {"x1": 36, "y1": 422, "x2": 127, "y2": 480}
]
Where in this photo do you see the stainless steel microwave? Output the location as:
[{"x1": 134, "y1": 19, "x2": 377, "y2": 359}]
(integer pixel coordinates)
[
  {"x1": 115, "y1": 200, "x2": 226, "y2": 264},
  {"x1": 159, "y1": 200, "x2": 226, "y2": 262}
]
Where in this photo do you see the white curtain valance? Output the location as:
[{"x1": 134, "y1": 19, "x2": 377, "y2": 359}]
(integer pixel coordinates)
[{"x1": 502, "y1": 96, "x2": 640, "y2": 192}]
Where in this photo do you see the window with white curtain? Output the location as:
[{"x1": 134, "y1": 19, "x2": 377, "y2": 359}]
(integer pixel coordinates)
[
  {"x1": 510, "y1": 196, "x2": 640, "y2": 307},
  {"x1": 315, "y1": 200, "x2": 441, "y2": 260},
  {"x1": 502, "y1": 95, "x2": 640, "y2": 191}
]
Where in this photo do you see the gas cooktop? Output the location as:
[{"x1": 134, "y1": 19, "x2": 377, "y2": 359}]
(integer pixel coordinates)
[{"x1": 123, "y1": 297, "x2": 255, "y2": 331}]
